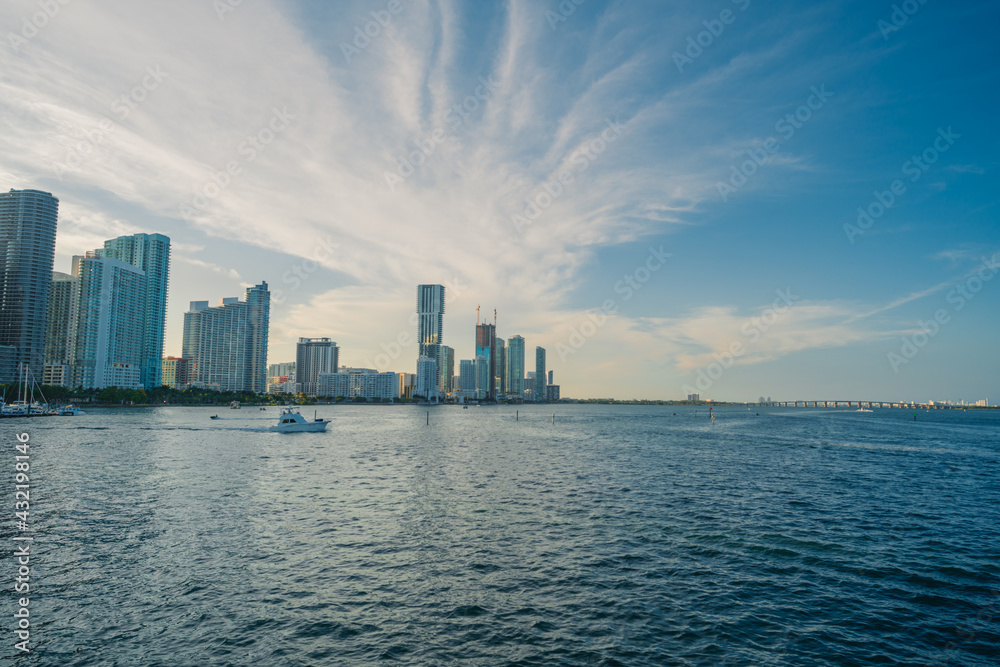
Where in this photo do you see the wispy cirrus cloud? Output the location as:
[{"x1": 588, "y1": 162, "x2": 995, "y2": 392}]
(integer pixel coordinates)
[{"x1": 2, "y1": 0, "x2": 994, "y2": 399}]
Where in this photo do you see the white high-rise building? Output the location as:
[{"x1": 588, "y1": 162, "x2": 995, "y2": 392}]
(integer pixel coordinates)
[
  {"x1": 416, "y1": 354, "x2": 438, "y2": 401},
  {"x1": 318, "y1": 368, "x2": 397, "y2": 401},
  {"x1": 69, "y1": 253, "x2": 146, "y2": 389},
  {"x1": 182, "y1": 283, "x2": 270, "y2": 392},
  {"x1": 296, "y1": 337, "x2": 339, "y2": 395}
]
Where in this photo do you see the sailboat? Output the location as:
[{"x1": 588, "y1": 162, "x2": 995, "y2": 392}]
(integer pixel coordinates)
[{"x1": 1, "y1": 364, "x2": 52, "y2": 417}]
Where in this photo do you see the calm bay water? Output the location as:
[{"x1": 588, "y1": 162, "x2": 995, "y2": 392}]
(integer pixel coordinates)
[{"x1": 2, "y1": 404, "x2": 998, "y2": 665}]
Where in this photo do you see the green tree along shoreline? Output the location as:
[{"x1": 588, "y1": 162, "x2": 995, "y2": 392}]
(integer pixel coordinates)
[
  {"x1": 3, "y1": 385, "x2": 993, "y2": 409},
  {"x1": 1, "y1": 384, "x2": 299, "y2": 407}
]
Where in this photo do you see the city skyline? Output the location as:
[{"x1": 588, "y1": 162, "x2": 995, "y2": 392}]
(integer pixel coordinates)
[{"x1": 1, "y1": 1, "x2": 997, "y2": 401}]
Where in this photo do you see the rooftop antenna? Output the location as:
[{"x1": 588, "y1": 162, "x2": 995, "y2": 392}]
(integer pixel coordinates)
[
  {"x1": 494, "y1": 309, "x2": 497, "y2": 327},
  {"x1": 476, "y1": 305, "x2": 480, "y2": 325}
]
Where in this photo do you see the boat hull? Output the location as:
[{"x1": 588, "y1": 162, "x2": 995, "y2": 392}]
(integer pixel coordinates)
[{"x1": 268, "y1": 421, "x2": 329, "y2": 433}]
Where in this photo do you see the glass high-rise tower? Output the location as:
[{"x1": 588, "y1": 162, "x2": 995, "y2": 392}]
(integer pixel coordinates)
[
  {"x1": 416, "y1": 284, "x2": 445, "y2": 389},
  {"x1": 45, "y1": 271, "x2": 77, "y2": 367},
  {"x1": 99, "y1": 233, "x2": 170, "y2": 388},
  {"x1": 0, "y1": 189, "x2": 58, "y2": 380},
  {"x1": 507, "y1": 335, "x2": 525, "y2": 398},
  {"x1": 535, "y1": 346, "x2": 547, "y2": 402},
  {"x1": 475, "y1": 323, "x2": 496, "y2": 400}
]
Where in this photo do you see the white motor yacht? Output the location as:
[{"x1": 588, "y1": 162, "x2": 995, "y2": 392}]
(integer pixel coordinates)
[{"x1": 269, "y1": 407, "x2": 329, "y2": 433}]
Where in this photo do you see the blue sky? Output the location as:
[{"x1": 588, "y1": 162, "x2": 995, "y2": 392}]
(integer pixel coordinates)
[{"x1": 1, "y1": 0, "x2": 997, "y2": 401}]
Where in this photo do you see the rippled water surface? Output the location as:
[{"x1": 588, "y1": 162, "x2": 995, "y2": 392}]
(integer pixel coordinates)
[{"x1": 2, "y1": 404, "x2": 999, "y2": 665}]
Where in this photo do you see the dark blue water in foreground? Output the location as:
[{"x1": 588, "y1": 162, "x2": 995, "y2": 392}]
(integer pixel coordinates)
[{"x1": 2, "y1": 405, "x2": 998, "y2": 666}]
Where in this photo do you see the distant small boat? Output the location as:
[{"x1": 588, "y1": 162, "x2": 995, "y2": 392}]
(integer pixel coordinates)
[
  {"x1": 269, "y1": 407, "x2": 329, "y2": 433},
  {"x1": 210, "y1": 414, "x2": 220, "y2": 420},
  {"x1": 230, "y1": 401, "x2": 241, "y2": 409},
  {"x1": 856, "y1": 408, "x2": 873, "y2": 413},
  {"x1": 58, "y1": 405, "x2": 85, "y2": 416}
]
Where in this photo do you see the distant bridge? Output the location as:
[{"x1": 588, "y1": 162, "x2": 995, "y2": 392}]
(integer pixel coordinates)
[{"x1": 748, "y1": 401, "x2": 954, "y2": 410}]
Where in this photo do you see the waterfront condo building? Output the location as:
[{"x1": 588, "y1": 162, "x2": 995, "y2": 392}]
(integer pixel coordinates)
[
  {"x1": 439, "y1": 345, "x2": 454, "y2": 394},
  {"x1": 507, "y1": 335, "x2": 525, "y2": 398},
  {"x1": 475, "y1": 323, "x2": 496, "y2": 400},
  {"x1": 69, "y1": 253, "x2": 146, "y2": 389},
  {"x1": 182, "y1": 282, "x2": 270, "y2": 392},
  {"x1": 98, "y1": 233, "x2": 170, "y2": 389},
  {"x1": 296, "y1": 337, "x2": 339, "y2": 395},
  {"x1": 535, "y1": 346, "x2": 547, "y2": 401},
  {"x1": 318, "y1": 368, "x2": 397, "y2": 401},
  {"x1": 161, "y1": 356, "x2": 191, "y2": 389},
  {"x1": 416, "y1": 354, "x2": 439, "y2": 401},
  {"x1": 0, "y1": 189, "x2": 58, "y2": 380},
  {"x1": 494, "y1": 337, "x2": 506, "y2": 395},
  {"x1": 459, "y1": 359, "x2": 476, "y2": 398},
  {"x1": 416, "y1": 284, "x2": 445, "y2": 390},
  {"x1": 43, "y1": 271, "x2": 77, "y2": 385}
]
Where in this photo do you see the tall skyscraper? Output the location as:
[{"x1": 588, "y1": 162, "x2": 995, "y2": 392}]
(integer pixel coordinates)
[
  {"x1": 494, "y1": 337, "x2": 506, "y2": 396},
  {"x1": 98, "y1": 233, "x2": 170, "y2": 388},
  {"x1": 44, "y1": 271, "x2": 77, "y2": 367},
  {"x1": 69, "y1": 253, "x2": 147, "y2": 389},
  {"x1": 439, "y1": 345, "x2": 454, "y2": 394},
  {"x1": 0, "y1": 189, "x2": 58, "y2": 380},
  {"x1": 535, "y1": 346, "x2": 547, "y2": 402},
  {"x1": 416, "y1": 284, "x2": 445, "y2": 390},
  {"x1": 182, "y1": 282, "x2": 270, "y2": 392},
  {"x1": 295, "y1": 337, "x2": 339, "y2": 395},
  {"x1": 507, "y1": 335, "x2": 525, "y2": 398},
  {"x1": 475, "y1": 323, "x2": 496, "y2": 400}
]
